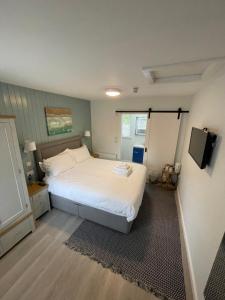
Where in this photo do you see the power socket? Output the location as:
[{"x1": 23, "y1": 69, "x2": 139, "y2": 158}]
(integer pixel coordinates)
[{"x1": 27, "y1": 170, "x2": 34, "y2": 185}]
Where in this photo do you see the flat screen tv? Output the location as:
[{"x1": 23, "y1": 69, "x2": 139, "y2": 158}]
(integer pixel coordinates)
[{"x1": 188, "y1": 127, "x2": 217, "y2": 169}]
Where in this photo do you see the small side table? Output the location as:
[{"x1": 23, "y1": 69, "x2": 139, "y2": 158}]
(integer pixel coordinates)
[{"x1": 27, "y1": 183, "x2": 51, "y2": 220}]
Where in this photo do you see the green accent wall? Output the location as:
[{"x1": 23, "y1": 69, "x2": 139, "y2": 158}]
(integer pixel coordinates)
[{"x1": 0, "y1": 82, "x2": 92, "y2": 179}]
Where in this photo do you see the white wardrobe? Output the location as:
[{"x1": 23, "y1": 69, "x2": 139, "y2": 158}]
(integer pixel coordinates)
[{"x1": 0, "y1": 116, "x2": 35, "y2": 257}]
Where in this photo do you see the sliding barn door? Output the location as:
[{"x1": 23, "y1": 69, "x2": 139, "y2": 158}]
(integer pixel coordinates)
[{"x1": 146, "y1": 113, "x2": 181, "y2": 176}]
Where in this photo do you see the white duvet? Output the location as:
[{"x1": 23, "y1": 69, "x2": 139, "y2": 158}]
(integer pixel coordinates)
[{"x1": 46, "y1": 158, "x2": 147, "y2": 221}]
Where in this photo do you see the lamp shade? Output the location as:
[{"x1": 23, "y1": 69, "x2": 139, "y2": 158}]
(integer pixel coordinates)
[
  {"x1": 24, "y1": 140, "x2": 36, "y2": 153},
  {"x1": 84, "y1": 130, "x2": 91, "y2": 137}
]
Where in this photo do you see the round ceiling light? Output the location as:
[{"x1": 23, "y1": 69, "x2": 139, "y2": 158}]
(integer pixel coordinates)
[{"x1": 105, "y1": 88, "x2": 121, "y2": 97}]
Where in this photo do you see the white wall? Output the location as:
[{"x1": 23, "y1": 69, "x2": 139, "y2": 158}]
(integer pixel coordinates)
[
  {"x1": 91, "y1": 96, "x2": 192, "y2": 160},
  {"x1": 178, "y1": 73, "x2": 225, "y2": 300}
]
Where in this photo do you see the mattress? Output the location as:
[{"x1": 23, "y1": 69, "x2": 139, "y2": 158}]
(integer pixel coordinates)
[{"x1": 46, "y1": 158, "x2": 147, "y2": 221}]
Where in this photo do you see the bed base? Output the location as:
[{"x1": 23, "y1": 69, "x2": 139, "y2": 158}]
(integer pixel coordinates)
[{"x1": 50, "y1": 194, "x2": 133, "y2": 234}]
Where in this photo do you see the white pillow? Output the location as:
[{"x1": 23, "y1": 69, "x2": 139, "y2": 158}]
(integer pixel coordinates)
[
  {"x1": 41, "y1": 152, "x2": 75, "y2": 177},
  {"x1": 45, "y1": 148, "x2": 69, "y2": 162},
  {"x1": 67, "y1": 145, "x2": 91, "y2": 163},
  {"x1": 39, "y1": 149, "x2": 69, "y2": 175}
]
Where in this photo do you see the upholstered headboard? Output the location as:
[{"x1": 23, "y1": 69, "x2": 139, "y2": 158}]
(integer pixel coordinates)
[{"x1": 34, "y1": 135, "x2": 82, "y2": 180}]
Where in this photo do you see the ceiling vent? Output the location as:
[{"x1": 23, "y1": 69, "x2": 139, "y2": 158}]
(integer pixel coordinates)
[{"x1": 142, "y1": 57, "x2": 225, "y2": 84}]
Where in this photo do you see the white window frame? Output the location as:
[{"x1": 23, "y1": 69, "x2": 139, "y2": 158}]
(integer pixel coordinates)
[{"x1": 135, "y1": 116, "x2": 147, "y2": 136}]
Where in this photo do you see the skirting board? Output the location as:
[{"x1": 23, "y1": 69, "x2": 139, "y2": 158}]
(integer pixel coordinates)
[{"x1": 176, "y1": 188, "x2": 198, "y2": 300}]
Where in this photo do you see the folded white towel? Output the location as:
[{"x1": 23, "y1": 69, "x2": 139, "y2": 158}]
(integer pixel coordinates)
[
  {"x1": 113, "y1": 166, "x2": 133, "y2": 177},
  {"x1": 115, "y1": 162, "x2": 131, "y2": 170}
]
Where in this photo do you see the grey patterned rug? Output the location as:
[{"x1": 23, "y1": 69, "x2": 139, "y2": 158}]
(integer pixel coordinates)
[{"x1": 65, "y1": 185, "x2": 186, "y2": 300}]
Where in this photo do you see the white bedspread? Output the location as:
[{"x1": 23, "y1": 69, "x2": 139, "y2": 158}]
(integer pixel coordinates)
[{"x1": 46, "y1": 158, "x2": 147, "y2": 221}]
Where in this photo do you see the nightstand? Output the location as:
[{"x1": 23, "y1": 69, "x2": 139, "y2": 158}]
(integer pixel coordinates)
[{"x1": 27, "y1": 183, "x2": 51, "y2": 220}]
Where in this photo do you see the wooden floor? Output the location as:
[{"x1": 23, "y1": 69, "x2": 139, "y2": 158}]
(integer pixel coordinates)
[{"x1": 0, "y1": 209, "x2": 159, "y2": 300}]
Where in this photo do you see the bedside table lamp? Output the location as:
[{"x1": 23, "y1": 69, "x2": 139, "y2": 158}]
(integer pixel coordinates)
[
  {"x1": 24, "y1": 140, "x2": 36, "y2": 153},
  {"x1": 83, "y1": 130, "x2": 92, "y2": 152},
  {"x1": 24, "y1": 140, "x2": 36, "y2": 184},
  {"x1": 84, "y1": 130, "x2": 91, "y2": 138}
]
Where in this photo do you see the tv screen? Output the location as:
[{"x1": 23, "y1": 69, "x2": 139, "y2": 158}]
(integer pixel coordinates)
[{"x1": 188, "y1": 127, "x2": 210, "y2": 169}]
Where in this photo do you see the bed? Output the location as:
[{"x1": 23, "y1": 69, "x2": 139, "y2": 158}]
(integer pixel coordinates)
[{"x1": 35, "y1": 136, "x2": 146, "y2": 233}]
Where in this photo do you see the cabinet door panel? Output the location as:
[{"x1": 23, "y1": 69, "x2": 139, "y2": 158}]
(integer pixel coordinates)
[
  {"x1": 39, "y1": 190, "x2": 50, "y2": 212},
  {"x1": 0, "y1": 122, "x2": 27, "y2": 227},
  {"x1": 31, "y1": 195, "x2": 42, "y2": 219},
  {"x1": 32, "y1": 190, "x2": 49, "y2": 219}
]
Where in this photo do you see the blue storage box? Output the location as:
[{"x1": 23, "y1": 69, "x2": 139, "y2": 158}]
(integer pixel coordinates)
[{"x1": 132, "y1": 145, "x2": 144, "y2": 164}]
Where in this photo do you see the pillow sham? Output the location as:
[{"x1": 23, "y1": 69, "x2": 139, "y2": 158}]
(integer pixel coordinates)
[
  {"x1": 67, "y1": 145, "x2": 91, "y2": 163},
  {"x1": 44, "y1": 148, "x2": 69, "y2": 162},
  {"x1": 39, "y1": 161, "x2": 47, "y2": 173},
  {"x1": 39, "y1": 149, "x2": 69, "y2": 175},
  {"x1": 40, "y1": 152, "x2": 76, "y2": 177}
]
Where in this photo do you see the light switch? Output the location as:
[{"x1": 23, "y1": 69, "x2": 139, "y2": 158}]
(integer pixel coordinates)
[{"x1": 26, "y1": 161, "x2": 32, "y2": 167}]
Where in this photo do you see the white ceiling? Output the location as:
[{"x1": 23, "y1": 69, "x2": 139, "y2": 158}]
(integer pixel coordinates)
[{"x1": 0, "y1": 0, "x2": 225, "y2": 101}]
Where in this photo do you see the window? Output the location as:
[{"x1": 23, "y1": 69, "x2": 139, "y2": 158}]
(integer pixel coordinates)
[
  {"x1": 122, "y1": 114, "x2": 131, "y2": 137},
  {"x1": 135, "y1": 117, "x2": 147, "y2": 135}
]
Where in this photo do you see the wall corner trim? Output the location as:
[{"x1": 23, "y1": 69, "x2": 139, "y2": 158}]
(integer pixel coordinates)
[{"x1": 176, "y1": 187, "x2": 199, "y2": 300}]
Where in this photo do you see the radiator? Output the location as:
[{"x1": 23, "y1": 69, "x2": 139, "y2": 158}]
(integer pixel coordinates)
[{"x1": 96, "y1": 152, "x2": 118, "y2": 160}]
